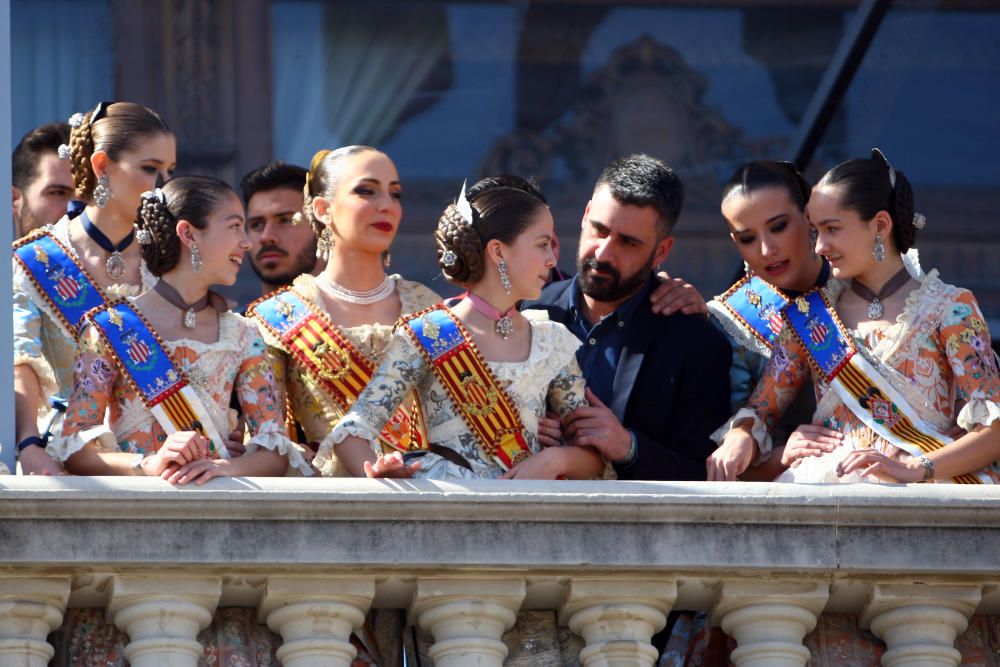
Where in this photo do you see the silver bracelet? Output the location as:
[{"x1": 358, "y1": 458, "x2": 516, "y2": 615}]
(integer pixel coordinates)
[
  {"x1": 130, "y1": 452, "x2": 146, "y2": 475},
  {"x1": 917, "y1": 455, "x2": 935, "y2": 482},
  {"x1": 618, "y1": 431, "x2": 638, "y2": 466}
]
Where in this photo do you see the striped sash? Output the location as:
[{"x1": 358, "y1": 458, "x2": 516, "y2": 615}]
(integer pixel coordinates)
[
  {"x1": 401, "y1": 306, "x2": 531, "y2": 470},
  {"x1": 784, "y1": 290, "x2": 984, "y2": 484},
  {"x1": 249, "y1": 288, "x2": 428, "y2": 453},
  {"x1": 88, "y1": 301, "x2": 228, "y2": 458},
  {"x1": 14, "y1": 229, "x2": 107, "y2": 336}
]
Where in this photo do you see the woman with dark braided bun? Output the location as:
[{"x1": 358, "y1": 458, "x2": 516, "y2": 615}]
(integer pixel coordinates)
[
  {"x1": 54, "y1": 175, "x2": 310, "y2": 480},
  {"x1": 716, "y1": 149, "x2": 1000, "y2": 485},
  {"x1": 328, "y1": 179, "x2": 608, "y2": 482},
  {"x1": 12, "y1": 101, "x2": 174, "y2": 476}
]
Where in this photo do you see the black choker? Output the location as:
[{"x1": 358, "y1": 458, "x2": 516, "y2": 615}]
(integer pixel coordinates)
[
  {"x1": 850, "y1": 267, "x2": 910, "y2": 320},
  {"x1": 81, "y1": 211, "x2": 134, "y2": 280},
  {"x1": 154, "y1": 279, "x2": 210, "y2": 329}
]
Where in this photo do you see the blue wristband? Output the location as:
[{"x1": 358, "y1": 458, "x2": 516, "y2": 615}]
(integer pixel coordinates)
[{"x1": 16, "y1": 436, "x2": 45, "y2": 454}]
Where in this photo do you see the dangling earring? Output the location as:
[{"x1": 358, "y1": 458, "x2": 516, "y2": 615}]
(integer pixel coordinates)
[
  {"x1": 317, "y1": 227, "x2": 333, "y2": 260},
  {"x1": 382, "y1": 250, "x2": 391, "y2": 269},
  {"x1": 873, "y1": 234, "x2": 885, "y2": 262},
  {"x1": 498, "y1": 258, "x2": 511, "y2": 295},
  {"x1": 743, "y1": 260, "x2": 754, "y2": 279},
  {"x1": 808, "y1": 226, "x2": 819, "y2": 259},
  {"x1": 93, "y1": 174, "x2": 111, "y2": 208},
  {"x1": 190, "y1": 241, "x2": 202, "y2": 272}
]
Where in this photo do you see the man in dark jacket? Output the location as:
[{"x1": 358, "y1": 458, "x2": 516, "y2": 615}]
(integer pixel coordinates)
[{"x1": 523, "y1": 154, "x2": 731, "y2": 480}]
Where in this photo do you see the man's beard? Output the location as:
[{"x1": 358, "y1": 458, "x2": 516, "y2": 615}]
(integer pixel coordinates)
[
  {"x1": 250, "y1": 242, "x2": 317, "y2": 290},
  {"x1": 15, "y1": 203, "x2": 48, "y2": 239},
  {"x1": 576, "y1": 250, "x2": 656, "y2": 303}
]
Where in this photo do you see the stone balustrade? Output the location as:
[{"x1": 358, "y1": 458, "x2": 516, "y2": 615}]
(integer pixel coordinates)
[{"x1": 1, "y1": 476, "x2": 999, "y2": 666}]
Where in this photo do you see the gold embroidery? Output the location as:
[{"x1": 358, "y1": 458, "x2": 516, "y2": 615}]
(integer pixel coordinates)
[{"x1": 796, "y1": 296, "x2": 810, "y2": 314}]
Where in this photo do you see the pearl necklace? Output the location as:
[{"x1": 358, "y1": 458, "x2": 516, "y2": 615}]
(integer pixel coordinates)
[{"x1": 319, "y1": 273, "x2": 395, "y2": 305}]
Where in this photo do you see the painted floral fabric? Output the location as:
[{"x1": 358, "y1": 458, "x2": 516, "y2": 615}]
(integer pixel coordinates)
[
  {"x1": 716, "y1": 270, "x2": 1000, "y2": 482},
  {"x1": 50, "y1": 304, "x2": 310, "y2": 474}
]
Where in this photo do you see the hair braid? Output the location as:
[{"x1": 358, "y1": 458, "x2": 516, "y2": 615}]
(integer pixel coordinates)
[
  {"x1": 890, "y1": 169, "x2": 917, "y2": 253},
  {"x1": 435, "y1": 204, "x2": 484, "y2": 284},
  {"x1": 136, "y1": 192, "x2": 180, "y2": 275},
  {"x1": 68, "y1": 111, "x2": 97, "y2": 201}
]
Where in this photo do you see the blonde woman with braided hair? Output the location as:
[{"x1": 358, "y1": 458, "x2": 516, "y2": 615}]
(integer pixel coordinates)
[{"x1": 12, "y1": 100, "x2": 174, "y2": 476}]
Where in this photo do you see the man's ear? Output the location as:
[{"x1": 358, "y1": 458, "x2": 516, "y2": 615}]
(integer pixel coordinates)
[{"x1": 653, "y1": 236, "x2": 675, "y2": 267}]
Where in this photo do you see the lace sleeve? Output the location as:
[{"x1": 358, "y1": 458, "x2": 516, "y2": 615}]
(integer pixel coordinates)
[
  {"x1": 236, "y1": 330, "x2": 313, "y2": 476},
  {"x1": 316, "y1": 327, "x2": 430, "y2": 470},
  {"x1": 938, "y1": 290, "x2": 1000, "y2": 430}
]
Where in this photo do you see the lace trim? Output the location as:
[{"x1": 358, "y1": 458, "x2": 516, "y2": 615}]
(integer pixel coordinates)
[
  {"x1": 315, "y1": 416, "x2": 381, "y2": 475},
  {"x1": 246, "y1": 429, "x2": 314, "y2": 476},
  {"x1": 50, "y1": 424, "x2": 119, "y2": 462},
  {"x1": 707, "y1": 300, "x2": 773, "y2": 359},
  {"x1": 957, "y1": 398, "x2": 1000, "y2": 432},
  {"x1": 712, "y1": 407, "x2": 773, "y2": 464}
]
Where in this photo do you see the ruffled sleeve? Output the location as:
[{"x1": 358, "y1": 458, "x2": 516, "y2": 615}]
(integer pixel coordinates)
[
  {"x1": 937, "y1": 290, "x2": 1000, "y2": 431},
  {"x1": 12, "y1": 258, "x2": 60, "y2": 405},
  {"x1": 317, "y1": 325, "x2": 430, "y2": 471},
  {"x1": 712, "y1": 326, "x2": 812, "y2": 461},
  {"x1": 49, "y1": 322, "x2": 120, "y2": 461},
  {"x1": 533, "y1": 316, "x2": 587, "y2": 417},
  {"x1": 234, "y1": 325, "x2": 314, "y2": 476}
]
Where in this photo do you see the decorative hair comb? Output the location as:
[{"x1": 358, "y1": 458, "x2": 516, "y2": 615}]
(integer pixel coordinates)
[
  {"x1": 871, "y1": 148, "x2": 896, "y2": 190},
  {"x1": 455, "y1": 180, "x2": 473, "y2": 226}
]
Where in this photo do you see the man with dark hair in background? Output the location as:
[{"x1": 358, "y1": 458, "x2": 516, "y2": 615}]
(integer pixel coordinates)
[
  {"x1": 12, "y1": 122, "x2": 74, "y2": 238},
  {"x1": 523, "y1": 153, "x2": 731, "y2": 481},
  {"x1": 240, "y1": 161, "x2": 321, "y2": 295}
]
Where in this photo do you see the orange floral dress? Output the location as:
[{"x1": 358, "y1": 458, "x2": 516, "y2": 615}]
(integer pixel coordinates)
[
  {"x1": 717, "y1": 270, "x2": 1000, "y2": 483},
  {"x1": 50, "y1": 304, "x2": 311, "y2": 475}
]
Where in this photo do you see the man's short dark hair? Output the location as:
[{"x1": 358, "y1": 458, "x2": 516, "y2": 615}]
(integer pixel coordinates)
[
  {"x1": 594, "y1": 154, "x2": 684, "y2": 237},
  {"x1": 12, "y1": 122, "x2": 70, "y2": 190},
  {"x1": 240, "y1": 161, "x2": 308, "y2": 205}
]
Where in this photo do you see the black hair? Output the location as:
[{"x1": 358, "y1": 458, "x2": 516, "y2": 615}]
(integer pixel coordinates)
[
  {"x1": 594, "y1": 154, "x2": 684, "y2": 237},
  {"x1": 67, "y1": 101, "x2": 172, "y2": 201},
  {"x1": 240, "y1": 161, "x2": 308, "y2": 206},
  {"x1": 12, "y1": 122, "x2": 70, "y2": 190},
  {"x1": 721, "y1": 160, "x2": 811, "y2": 211},
  {"x1": 466, "y1": 174, "x2": 547, "y2": 205},
  {"x1": 817, "y1": 149, "x2": 917, "y2": 253},
  {"x1": 135, "y1": 176, "x2": 238, "y2": 276},
  {"x1": 435, "y1": 185, "x2": 548, "y2": 285}
]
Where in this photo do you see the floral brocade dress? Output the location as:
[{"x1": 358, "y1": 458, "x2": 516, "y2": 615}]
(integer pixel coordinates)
[
  {"x1": 326, "y1": 309, "x2": 592, "y2": 480},
  {"x1": 253, "y1": 272, "x2": 442, "y2": 477},
  {"x1": 12, "y1": 215, "x2": 154, "y2": 470},
  {"x1": 723, "y1": 270, "x2": 1000, "y2": 483},
  {"x1": 48, "y1": 306, "x2": 310, "y2": 667}
]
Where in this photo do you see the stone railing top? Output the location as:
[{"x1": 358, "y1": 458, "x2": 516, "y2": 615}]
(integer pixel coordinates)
[{"x1": 3, "y1": 477, "x2": 1000, "y2": 613}]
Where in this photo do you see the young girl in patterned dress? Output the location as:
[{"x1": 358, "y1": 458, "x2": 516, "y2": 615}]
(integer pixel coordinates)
[{"x1": 715, "y1": 150, "x2": 1000, "y2": 484}]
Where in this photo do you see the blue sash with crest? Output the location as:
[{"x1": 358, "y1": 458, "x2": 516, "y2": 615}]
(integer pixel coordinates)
[
  {"x1": 14, "y1": 230, "x2": 106, "y2": 335},
  {"x1": 783, "y1": 290, "x2": 984, "y2": 484},
  {"x1": 88, "y1": 301, "x2": 228, "y2": 458},
  {"x1": 709, "y1": 275, "x2": 789, "y2": 357}
]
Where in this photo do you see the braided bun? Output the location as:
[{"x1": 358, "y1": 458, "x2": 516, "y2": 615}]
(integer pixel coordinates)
[
  {"x1": 435, "y1": 204, "x2": 484, "y2": 284},
  {"x1": 136, "y1": 191, "x2": 180, "y2": 275},
  {"x1": 68, "y1": 111, "x2": 98, "y2": 200},
  {"x1": 889, "y1": 169, "x2": 917, "y2": 253}
]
